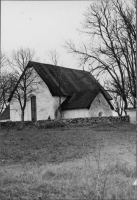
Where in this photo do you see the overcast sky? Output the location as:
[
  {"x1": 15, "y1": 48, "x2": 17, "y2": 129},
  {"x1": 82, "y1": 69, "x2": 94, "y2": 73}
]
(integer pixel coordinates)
[{"x1": 1, "y1": 1, "x2": 96, "y2": 70}]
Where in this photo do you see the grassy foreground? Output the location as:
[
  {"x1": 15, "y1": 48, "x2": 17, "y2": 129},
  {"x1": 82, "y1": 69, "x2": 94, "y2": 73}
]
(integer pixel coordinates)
[{"x1": 0, "y1": 122, "x2": 136, "y2": 199}]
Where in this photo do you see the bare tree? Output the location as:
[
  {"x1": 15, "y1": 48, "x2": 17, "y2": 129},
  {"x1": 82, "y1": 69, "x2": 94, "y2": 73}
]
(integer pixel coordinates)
[
  {"x1": 104, "y1": 80, "x2": 125, "y2": 116},
  {"x1": 55, "y1": 67, "x2": 63, "y2": 119},
  {"x1": 0, "y1": 51, "x2": 7, "y2": 70},
  {"x1": 8, "y1": 48, "x2": 38, "y2": 128},
  {"x1": 0, "y1": 52, "x2": 7, "y2": 118},
  {"x1": 45, "y1": 49, "x2": 60, "y2": 66},
  {"x1": 0, "y1": 72, "x2": 17, "y2": 114},
  {"x1": 0, "y1": 51, "x2": 7, "y2": 114},
  {"x1": 64, "y1": 0, "x2": 136, "y2": 112},
  {"x1": 0, "y1": 51, "x2": 13, "y2": 129}
]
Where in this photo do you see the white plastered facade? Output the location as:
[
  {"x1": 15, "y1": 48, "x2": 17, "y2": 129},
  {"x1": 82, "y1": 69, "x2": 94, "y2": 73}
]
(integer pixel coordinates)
[{"x1": 10, "y1": 70, "x2": 64, "y2": 121}]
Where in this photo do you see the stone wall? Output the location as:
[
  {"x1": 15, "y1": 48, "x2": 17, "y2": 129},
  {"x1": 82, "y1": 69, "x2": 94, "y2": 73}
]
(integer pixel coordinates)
[
  {"x1": 126, "y1": 109, "x2": 136, "y2": 124},
  {"x1": 1, "y1": 116, "x2": 130, "y2": 128},
  {"x1": 62, "y1": 116, "x2": 129, "y2": 124}
]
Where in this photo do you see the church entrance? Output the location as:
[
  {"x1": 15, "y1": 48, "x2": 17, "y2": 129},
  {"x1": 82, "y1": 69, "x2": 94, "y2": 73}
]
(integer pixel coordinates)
[{"x1": 31, "y1": 96, "x2": 37, "y2": 121}]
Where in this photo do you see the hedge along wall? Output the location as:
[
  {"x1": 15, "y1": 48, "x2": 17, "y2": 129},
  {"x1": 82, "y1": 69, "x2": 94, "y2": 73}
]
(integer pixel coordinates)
[{"x1": 1, "y1": 116, "x2": 130, "y2": 128}]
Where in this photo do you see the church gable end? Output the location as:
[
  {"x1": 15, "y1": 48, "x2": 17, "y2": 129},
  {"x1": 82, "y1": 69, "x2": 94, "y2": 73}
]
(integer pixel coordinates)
[{"x1": 89, "y1": 92, "x2": 112, "y2": 117}]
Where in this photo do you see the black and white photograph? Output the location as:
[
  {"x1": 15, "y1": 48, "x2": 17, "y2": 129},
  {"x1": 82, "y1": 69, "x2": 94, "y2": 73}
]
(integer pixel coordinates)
[{"x1": 0, "y1": 0, "x2": 136, "y2": 199}]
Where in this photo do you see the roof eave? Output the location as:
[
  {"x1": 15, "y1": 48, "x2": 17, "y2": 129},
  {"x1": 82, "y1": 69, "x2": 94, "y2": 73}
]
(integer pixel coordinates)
[{"x1": 61, "y1": 106, "x2": 89, "y2": 111}]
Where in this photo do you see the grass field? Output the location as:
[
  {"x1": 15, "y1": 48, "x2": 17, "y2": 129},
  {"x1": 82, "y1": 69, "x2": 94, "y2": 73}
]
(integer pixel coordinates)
[{"x1": 0, "y1": 122, "x2": 136, "y2": 199}]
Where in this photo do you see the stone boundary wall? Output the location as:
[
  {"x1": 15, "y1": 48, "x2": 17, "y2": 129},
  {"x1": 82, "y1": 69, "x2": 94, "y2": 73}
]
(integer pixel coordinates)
[
  {"x1": 1, "y1": 116, "x2": 129, "y2": 128},
  {"x1": 62, "y1": 116, "x2": 129, "y2": 124}
]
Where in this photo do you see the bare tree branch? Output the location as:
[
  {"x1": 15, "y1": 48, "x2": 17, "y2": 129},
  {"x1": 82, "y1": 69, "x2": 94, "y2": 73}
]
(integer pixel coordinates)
[
  {"x1": 45, "y1": 49, "x2": 60, "y2": 66},
  {"x1": 64, "y1": 0, "x2": 136, "y2": 113},
  {"x1": 8, "y1": 48, "x2": 39, "y2": 128}
]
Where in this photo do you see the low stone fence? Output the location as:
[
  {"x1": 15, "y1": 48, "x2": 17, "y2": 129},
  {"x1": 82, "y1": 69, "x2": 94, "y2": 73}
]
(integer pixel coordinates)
[
  {"x1": 1, "y1": 116, "x2": 129, "y2": 128},
  {"x1": 62, "y1": 116, "x2": 129, "y2": 124}
]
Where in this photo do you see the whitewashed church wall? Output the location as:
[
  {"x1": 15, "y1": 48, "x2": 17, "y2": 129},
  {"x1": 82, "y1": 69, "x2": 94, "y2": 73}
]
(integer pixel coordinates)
[
  {"x1": 10, "y1": 99, "x2": 22, "y2": 121},
  {"x1": 35, "y1": 81, "x2": 55, "y2": 120},
  {"x1": 62, "y1": 109, "x2": 89, "y2": 119},
  {"x1": 89, "y1": 92, "x2": 112, "y2": 117},
  {"x1": 53, "y1": 97, "x2": 66, "y2": 119},
  {"x1": 10, "y1": 72, "x2": 56, "y2": 121}
]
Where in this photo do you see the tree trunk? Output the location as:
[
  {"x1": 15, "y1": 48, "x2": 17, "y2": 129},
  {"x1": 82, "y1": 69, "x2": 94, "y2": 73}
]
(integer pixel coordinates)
[
  {"x1": 21, "y1": 109, "x2": 25, "y2": 129},
  {"x1": 59, "y1": 96, "x2": 62, "y2": 120},
  {"x1": 0, "y1": 112, "x2": 1, "y2": 131},
  {"x1": 123, "y1": 96, "x2": 128, "y2": 116},
  {"x1": 133, "y1": 97, "x2": 136, "y2": 108}
]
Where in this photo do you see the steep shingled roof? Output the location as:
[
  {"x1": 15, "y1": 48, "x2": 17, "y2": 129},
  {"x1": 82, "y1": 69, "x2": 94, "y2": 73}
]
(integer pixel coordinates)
[
  {"x1": 61, "y1": 90, "x2": 99, "y2": 110},
  {"x1": 61, "y1": 90, "x2": 114, "y2": 110},
  {"x1": 8, "y1": 61, "x2": 113, "y2": 110},
  {"x1": 31, "y1": 61, "x2": 112, "y2": 98}
]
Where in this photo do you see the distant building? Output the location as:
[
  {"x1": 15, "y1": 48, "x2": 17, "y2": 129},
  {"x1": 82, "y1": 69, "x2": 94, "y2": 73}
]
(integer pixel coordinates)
[{"x1": 126, "y1": 108, "x2": 136, "y2": 124}]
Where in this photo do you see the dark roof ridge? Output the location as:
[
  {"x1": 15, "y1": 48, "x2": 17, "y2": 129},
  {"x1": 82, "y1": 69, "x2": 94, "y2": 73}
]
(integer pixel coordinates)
[{"x1": 30, "y1": 61, "x2": 91, "y2": 73}]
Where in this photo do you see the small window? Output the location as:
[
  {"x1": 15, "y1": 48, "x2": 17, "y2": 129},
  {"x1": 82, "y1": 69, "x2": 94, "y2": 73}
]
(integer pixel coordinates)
[{"x1": 98, "y1": 111, "x2": 103, "y2": 117}]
